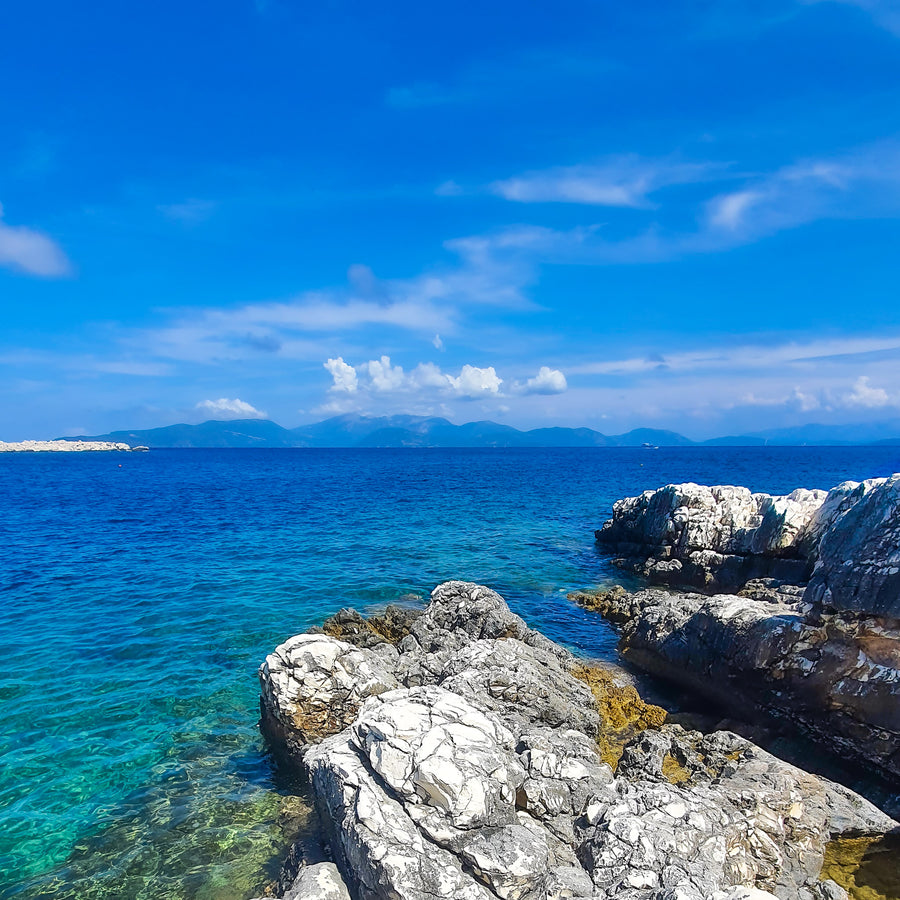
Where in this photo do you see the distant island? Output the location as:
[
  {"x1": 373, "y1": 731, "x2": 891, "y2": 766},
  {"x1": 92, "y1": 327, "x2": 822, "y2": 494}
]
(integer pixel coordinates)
[
  {"x1": 60, "y1": 413, "x2": 900, "y2": 449},
  {"x1": 0, "y1": 440, "x2": 140, "y2": 453}
]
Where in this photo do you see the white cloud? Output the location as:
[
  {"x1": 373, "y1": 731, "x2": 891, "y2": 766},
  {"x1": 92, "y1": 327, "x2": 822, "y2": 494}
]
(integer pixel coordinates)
[
  {"x1": 467, "y1": 139, "x2": 900, "y2": 267},
  {"x1": 701, "y1": 141, "x2": 900, "y2": 242},
  {"x1": 707, "y1": 190, "x2": 762, "y2": 230},
  {"x1": 432, "y1": 333, "x2": 444, "y2": 350},
  {"x1": 323, "y1": 356, "x2": 503, "y2": 399},
  {"x1": 195, "y1": 398, "x2": 267, "y2": 419},
  {"x1": 123, "y1": 238, "x2": 533, "y2": 366},
  {"x1": 516, "y1": 366, "x2": 568, "y2": 395},
  {"x1": 491, "y1": 157, "x2": 721, "y2": 208},
  {"x1": 844, "y1": 375, "x2": 891, "y2": 407},
  {"x1": 366, "y1": 356, "x2": 406, "y2": 391},
  {"x1": 435, "y1": 180, "x2": 463, "y2": 197},
  {"x1": 0, "y1": 202, "x2": 71, "y2": 277},
  {"x1": 445, "y1": 364, "x2": 503, "y2": 398},
  {"x1": 569, "y1": 333, "x2": 900, "y2": 377},
  {"x1": 409, "y1": 362, "x2": 449, "y2": 389},
  {"x1": 324, "y1": 357, "x2": 359, "y2": 393}
]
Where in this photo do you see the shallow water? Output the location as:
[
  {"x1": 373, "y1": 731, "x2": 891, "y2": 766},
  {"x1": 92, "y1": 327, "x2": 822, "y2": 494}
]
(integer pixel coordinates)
[{"x1": 1, "y1": 446, "x2": 898, "y2": 898}]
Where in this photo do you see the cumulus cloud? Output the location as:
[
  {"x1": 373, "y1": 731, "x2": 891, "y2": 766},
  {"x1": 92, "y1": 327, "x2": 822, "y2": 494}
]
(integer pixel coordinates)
[
  {"x1": 517, "y1": 366, "x2": 568, "y2": 395},
  {"x1": 195, "y1": 398, "x2": 267, "y2": 419},
  {"x1": 844, "y1": 375, "x2": 891, "y2": 407},
  {"x1": 366, "y1": 356, "x2": 406, "y2": 391},
  {"x1": 0, "y1": 202, "x2": 71, "y2": 277},
  {"x1": 324, "y1": 357, "x2": 359, "y2": 393},
  {"x1": 323, "y1": 356, "x2": 503, "y2": 399},
  {"x1": 445, "y1": 364, "x2": 503, "y2": 398}
]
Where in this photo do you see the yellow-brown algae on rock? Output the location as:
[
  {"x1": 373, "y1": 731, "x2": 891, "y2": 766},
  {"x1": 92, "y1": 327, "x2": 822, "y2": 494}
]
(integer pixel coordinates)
[
  {"x1": 570, "y1": 662, "x2": 667, "y2": 769},
  {"x1": 318, "y1": 604, "x2": 423, "y2": 648},
  {"x1": 820, "y1": 833, "x2": 900, "y2": 900},
  {"x1": 661, "y1": 752, "x2": 692, "y2": 784}
]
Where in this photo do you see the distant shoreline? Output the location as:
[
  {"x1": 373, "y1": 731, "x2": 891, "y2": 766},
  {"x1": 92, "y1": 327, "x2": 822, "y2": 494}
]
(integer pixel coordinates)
[{"x1": 0, "y1": 440, "x2": 142, "y2": 452}]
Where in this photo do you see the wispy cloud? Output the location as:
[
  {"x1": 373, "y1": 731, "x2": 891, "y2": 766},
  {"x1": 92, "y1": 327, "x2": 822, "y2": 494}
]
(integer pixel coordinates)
[
  {"x1": 568, "y1": 333, "x2": 900, "y2": 377},
  {"x1": 491, "y1": 157, "x2": 722, "y2": 208},
  {"x1": 158, "y1": 198, "x2": 216, "y2": 223},
  {"x1": 0, "y1": 202, "x2": 71, "y2": 278},
  {"x1": 700, "y1": 142, "x2": 900, "y2": 241},
  {"x1": 804, "y1": 0, "x2": 900, "y2": 35},
  {"x1": 478, "y1": 139, "x2": 900, "y2": 263},
  {"x1": 124, "y1": 240, "x2": 533, "y2": 366},
  {"x1": 195, "y1": 397, "x2": 267, "y2": 419}
]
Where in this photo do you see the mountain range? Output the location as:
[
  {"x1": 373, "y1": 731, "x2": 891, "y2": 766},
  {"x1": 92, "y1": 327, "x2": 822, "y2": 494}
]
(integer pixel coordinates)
[{"x1": 65, "y1": 414, "x2": 900, "y2": 448}]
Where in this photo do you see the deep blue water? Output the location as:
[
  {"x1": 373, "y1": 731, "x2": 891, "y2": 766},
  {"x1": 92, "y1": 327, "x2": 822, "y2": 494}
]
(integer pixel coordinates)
[{"x1": 1, "y1": 446, "x2": 898, "y2": 898}]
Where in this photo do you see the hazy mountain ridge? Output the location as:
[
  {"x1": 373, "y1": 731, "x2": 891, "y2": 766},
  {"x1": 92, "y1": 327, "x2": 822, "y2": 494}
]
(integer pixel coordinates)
[{"x1": 66, "y1": 414, "x2": 900, "y2": 448}]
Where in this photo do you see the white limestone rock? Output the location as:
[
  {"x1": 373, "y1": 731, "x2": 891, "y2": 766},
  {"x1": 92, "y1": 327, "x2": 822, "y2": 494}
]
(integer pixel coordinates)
[
  {"x1": 805, "y1": 473, "x2": 900, "y2": 618},
  {"x1": 352, "y1": 685, "x2": 523, "y2": 830},
  {"x1": 261, "y1": 581, "x2": 898, "y2": 900},
  {"x1": 259, "y1": 634, "x2": 399, "y2": 756}
]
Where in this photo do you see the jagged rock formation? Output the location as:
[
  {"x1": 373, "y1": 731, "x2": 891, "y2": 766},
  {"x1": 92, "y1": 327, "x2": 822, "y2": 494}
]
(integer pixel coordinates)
[
  {"x1": 595, "y1": 483, "x2": 828, "y2": 593},
  {"x1": 582, "y1": 474, "x2": 900, "y2": 783},
  {"x1": 256, "y1": 582, "x2": 896, "y2": 900}
]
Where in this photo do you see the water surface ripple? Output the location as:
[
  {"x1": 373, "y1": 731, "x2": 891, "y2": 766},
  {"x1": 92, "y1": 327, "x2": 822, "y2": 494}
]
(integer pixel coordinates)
[{"x1": 1, "y1": 447, "x2": 897, "y2": 898}]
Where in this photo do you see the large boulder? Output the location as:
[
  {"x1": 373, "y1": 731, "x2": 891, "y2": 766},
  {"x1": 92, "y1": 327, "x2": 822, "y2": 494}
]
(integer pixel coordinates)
[
  {"x1": 595, "y1": 475, "x2": 900, "y2": 619},
  {"x1": 584, "y1": 474, "x2": 900, "y2": 785},
  {"x1": 259, "y1": 633, "x2": 399, "y2": 757},
  {"x1": 596, "y1": 483, "x2": 828, "y2": 592},
  {"x1": 259, "y1": 582, "x2": 897, "y2": 900},
  {"x1": 805, "y1": 474, "x2": 900, "y2": 619}
]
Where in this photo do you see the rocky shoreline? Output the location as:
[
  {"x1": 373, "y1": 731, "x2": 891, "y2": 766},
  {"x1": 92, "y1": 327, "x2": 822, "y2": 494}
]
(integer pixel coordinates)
[
  {"x1": 0, "y1": 439, "x2": 140, "y2": 452},
  {"x1": 583, "y1": 475, "x2": 900, "y2": 784},
  {"x1": 253, "y1": 581, "x2": 898, "y2": 900},
  {"x1": 250, "y1": 472, "x2": 900, "y2": 900}
]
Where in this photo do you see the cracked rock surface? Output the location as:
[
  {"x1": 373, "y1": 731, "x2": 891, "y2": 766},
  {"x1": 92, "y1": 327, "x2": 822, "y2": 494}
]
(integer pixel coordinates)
[
  {"x1": 582, "y1": 473, "x2": 900, "y2": 783},
  {"x1": 258, "y1": 581, "x2": 896, "y2": 900}
]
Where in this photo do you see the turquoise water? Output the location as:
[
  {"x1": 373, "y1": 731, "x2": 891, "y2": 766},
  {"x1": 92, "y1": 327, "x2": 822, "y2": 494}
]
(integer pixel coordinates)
[{"x1": 1, "y1": 446, "x2": 898, "y2": 898}]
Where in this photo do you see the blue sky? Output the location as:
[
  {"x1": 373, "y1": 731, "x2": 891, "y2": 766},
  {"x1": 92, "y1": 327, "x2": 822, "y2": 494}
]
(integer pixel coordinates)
[{"x1": 2, "y1": 0, "x2": 900, "y2": 439}]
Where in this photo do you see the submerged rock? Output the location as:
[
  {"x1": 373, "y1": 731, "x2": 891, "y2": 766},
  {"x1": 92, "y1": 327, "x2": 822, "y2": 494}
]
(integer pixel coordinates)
[{"x1": 258, "y1": 582, "x2": 897, "y2": 900}]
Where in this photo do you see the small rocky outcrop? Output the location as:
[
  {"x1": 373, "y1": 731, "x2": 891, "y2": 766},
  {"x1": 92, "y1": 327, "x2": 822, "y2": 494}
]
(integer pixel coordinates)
[
  {"x1": 257, "y1": 582, "x2": 896, "y2": 900},
  {"x1": 595, "y1": 483, "x2": 829, "y2": 592},
  {"x1": 582, "y1": 474, "x2": 900, "y2": 785}
]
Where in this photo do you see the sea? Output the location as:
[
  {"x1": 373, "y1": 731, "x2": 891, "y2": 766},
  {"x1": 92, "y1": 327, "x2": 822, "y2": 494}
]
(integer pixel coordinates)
[{"x1": 1, "y1": 446, "x2": 899, "y2": 899}]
